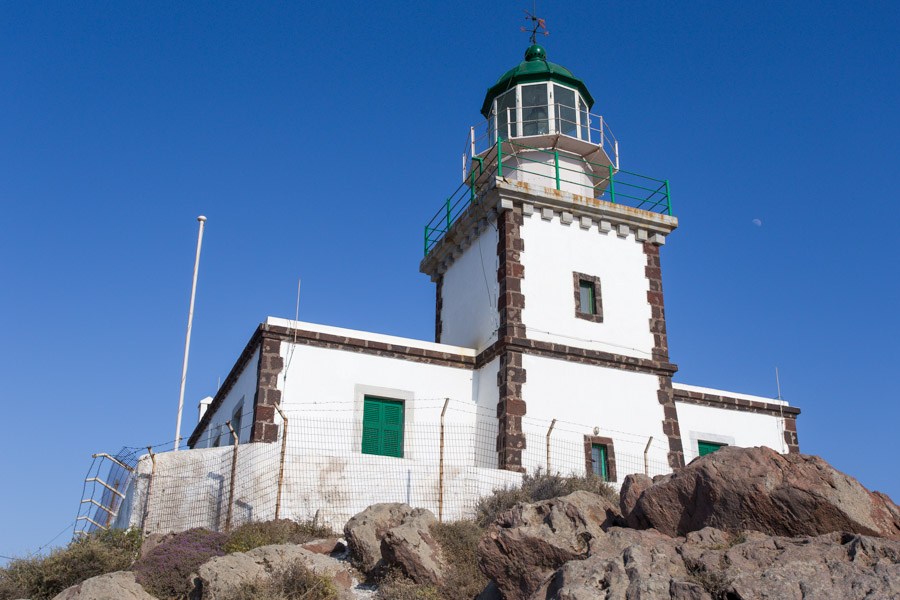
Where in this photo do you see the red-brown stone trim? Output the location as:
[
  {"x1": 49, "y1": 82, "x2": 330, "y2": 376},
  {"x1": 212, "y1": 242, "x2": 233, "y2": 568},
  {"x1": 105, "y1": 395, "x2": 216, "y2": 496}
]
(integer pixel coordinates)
[
  {"x1": 496, "y1": 207, "x2": 527, "y2": 471},
  {"x1": 658, "y1": 376, "x2": 685, "y2": 469},
  {"x1": 249, "y1": 335, "x2": 282, "y2": 443},
  {"x1": 188, "y1": 328, "x2": 263, "y2": 448},
  {"x1": 262, "y1": 324, "x2": 476, "y2": 369},
  {"x1": 643, "y1": 243, "x2": 669, "y2": 362},
  {"x1": 434, "y1": 274, "x2": 443, "y2": 344},
  {"x1": 673, "y1": 387, "x2": 801, "y2": 420},
  {"x1": 573, "y1": 272, "x2": 604, "y2": 323},
  {"x1": 583, "y1": 435, "x2": 617, "y2": 482},
  {"x1": 783, "y1": 417, "x2": 800, "y2": 454}
]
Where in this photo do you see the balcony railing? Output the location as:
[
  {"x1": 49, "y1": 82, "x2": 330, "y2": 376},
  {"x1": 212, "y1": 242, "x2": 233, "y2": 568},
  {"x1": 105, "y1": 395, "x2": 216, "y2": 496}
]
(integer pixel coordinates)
[
  {"x1": 426, "y1": 139, "x2": 670, "y2": 256},
  {"x1": 462, "y1": 103, "x2": 619, "y2": 179}
]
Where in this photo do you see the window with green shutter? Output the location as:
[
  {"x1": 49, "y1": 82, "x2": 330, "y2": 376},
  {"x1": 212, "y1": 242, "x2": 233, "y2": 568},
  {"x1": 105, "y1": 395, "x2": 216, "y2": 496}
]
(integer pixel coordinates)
[
  {"x1": 361, "y1": 397, "x2": 404, "y2": 458},
  {"x1": 591, "y1": 444, "x2": 608, "y2": 481},
  {"x1": 698, "y1": 440, "x2": 726, "y2": 457}
]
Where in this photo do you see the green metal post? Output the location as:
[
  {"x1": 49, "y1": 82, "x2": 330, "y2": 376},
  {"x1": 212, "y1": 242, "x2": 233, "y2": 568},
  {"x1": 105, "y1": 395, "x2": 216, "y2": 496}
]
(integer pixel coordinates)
[
  {"x1": 664, "y1": 180, "x2": 671, "y2": 215},
  {"x1": 424, "y1": 226, "x2": 428, "y2": 257},
  {"x1": 554, "y1": 151, "x2": 560, "y2": 190},
  {"x1": 446, "y1": 198, "x2": 452, "y2": 231},
  {"x1": 497, "y1": 138, "x2": 503, "y2": 178},
  {"x1": 608, "y1": 165, "x2": 616, "y2": 204}
]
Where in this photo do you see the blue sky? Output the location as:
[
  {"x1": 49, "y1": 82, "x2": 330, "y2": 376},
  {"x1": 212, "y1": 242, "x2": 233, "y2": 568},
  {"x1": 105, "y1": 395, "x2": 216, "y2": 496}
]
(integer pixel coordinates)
[{"x1": 2, "y1": 1, "x2": 898, "y2": 559}]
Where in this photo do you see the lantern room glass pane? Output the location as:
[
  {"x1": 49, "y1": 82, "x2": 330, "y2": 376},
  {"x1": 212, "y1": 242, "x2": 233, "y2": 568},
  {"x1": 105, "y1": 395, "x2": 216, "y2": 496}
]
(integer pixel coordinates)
[
  {"x1": 496, "y1": 89, "x2": 517, "y2": 139},
  {"x1": 579, "y1": 96, "x2": 590, "y2": 141},
  {"x1": 554, "y1": 85, "x2": 577, "y2": 137},
  {"x1": 522, "y1": 84, "x2": 548, "y2": 136}
]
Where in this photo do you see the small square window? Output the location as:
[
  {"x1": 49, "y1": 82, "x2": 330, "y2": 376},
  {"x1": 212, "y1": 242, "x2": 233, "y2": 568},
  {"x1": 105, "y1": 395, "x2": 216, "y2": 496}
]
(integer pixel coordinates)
[
  {"x1": 573, "y1": 272, "x2": 603, "y2": 322},
  {"x1": 698, "y1": 440, "x2": 726, "y2": 457},
  {"x1": 362, "y1": 396, "x2": 404, "y2": 458}
]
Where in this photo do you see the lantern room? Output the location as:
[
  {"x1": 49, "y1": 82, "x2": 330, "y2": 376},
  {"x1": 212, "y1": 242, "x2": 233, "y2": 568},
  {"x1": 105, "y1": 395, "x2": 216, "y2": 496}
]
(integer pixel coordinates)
[{"x1": 465, "y1": 44, "x2": 619, "y2": 198}]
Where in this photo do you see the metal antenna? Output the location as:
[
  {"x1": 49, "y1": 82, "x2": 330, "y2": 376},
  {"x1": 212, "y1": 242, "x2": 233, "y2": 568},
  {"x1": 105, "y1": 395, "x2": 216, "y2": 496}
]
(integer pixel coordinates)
[
  {"x1": 775, "y1": 366, "x2": 783, "y2": 401},
  {"x1": 521, "y1": 3, "x2": 549, "y2": 44}
]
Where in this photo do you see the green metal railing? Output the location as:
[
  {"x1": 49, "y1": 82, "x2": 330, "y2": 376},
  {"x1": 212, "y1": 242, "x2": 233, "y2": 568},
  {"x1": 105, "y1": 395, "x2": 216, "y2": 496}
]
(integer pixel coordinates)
[{"x1": 424, "y1": 139, "x2": 671, "y2": 256}]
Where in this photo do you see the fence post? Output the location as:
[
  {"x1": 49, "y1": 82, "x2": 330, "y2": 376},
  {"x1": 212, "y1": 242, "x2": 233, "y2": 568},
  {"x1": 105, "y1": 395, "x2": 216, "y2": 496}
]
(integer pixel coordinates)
[
  {"x1": 546, "y1": 419, "x2": 557, "y2": 473},
  {"x1": 470, "y1": 126, "x2": 476, "y2": 161},
  {"x1": 140, "y1": 447, "x2": 157, "y2": 533},
  {"x1": 497, "y1": 138, "x2": 503, "y2": 178},
  {"x1": 608, "y1": 165, "x2": 616, "y2": 204},
  {"x1": 446, "y1": 198, "x2": 452, "y2": 232},
  {"x1": 554, "y1": 151, "x2": 560, "y2": 190},
  {"x1": 664, "y1": 180, "x2": 671, "y2": 215},
  {"x1": 438, "y1": 398, "x2": 450, "y2": 522},
  {"x1": 643, "y1": 436, "x2": 654, "y2": 476},
  {"x1": 273, "y1": 404, "x2": 289, "y2": 521},
  {"x1": 225, "y1": 421, "x2": 239, "y2": 532}
]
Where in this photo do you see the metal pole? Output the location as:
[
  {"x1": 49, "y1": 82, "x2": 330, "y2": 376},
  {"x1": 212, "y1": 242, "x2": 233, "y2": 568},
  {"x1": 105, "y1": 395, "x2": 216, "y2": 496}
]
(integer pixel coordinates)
[
  {"x1": 273, "y1": 404, "x2": 288, "y2": 521},
  {"x1": 225, "y1": 421, "x2": 238, "y2": 532},
  {"x1": 664, "y1": 180, "x2": 671, "y2": 215},
  {"x1": 470, "y1": 126, "x2": 475, "y2": 159},
  {"x1": 546, "y1": 419, "x2": 556, "y2": 473},
  {"x1": 175, "y1": 215, "x2": 207, "y2": 451},
  {"x1": 140, "y1": 447, "x2": 157, "y2": 532},
  {"x1": 554, "y1": 151, "x2": 560, "y2": 190},
  {"x1": 608, "y1": 166, "x2": 616, "y2": 204},
  {"x1": 438, "y1": 398, "x2": 450, "y2": 522},
  {"x1": 643, "y1": 436, "x2": 653, "y2": 476}
]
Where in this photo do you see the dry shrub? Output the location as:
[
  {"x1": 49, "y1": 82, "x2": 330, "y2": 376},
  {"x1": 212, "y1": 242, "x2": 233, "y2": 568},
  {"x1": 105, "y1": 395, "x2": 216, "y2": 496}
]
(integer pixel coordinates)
[
  {"x1": 224, "y1": 518, "x2": 336, "y2": 554},
  {"x1": 219, "y1": 560, "x2": 338, "y2": 600},
  {"x1": 475, "y1": 468, "x2": 616, "y2": 527},
  {"x1": 132, "y1": 527, "x2": 227, "y2": 599},
  {"x1": 430, "y1": 520, "x2": 487, "y2": 600},
  {"x1": 0, "y1": 528, "x2": 142, "y2": 600},
  {"x1": 376, "y1": 569, "x2": 441, "y2": 600}
]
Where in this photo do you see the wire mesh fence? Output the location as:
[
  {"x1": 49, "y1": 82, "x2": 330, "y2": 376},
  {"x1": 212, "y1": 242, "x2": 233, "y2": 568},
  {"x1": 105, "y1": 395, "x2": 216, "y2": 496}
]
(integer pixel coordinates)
[{"x1": 76, "y1": 399, "x2": 673, "y2": 536}]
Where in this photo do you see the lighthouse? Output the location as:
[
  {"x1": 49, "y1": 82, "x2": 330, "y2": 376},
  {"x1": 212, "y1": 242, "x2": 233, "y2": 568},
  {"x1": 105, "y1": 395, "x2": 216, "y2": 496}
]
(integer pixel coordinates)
[{"x1": 421, "y1": 43, "x2": 683, "y2": 471}]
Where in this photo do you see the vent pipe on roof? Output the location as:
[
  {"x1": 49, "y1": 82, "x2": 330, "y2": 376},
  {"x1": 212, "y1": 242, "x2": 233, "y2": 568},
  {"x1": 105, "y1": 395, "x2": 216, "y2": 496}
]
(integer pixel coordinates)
[{"x1": 198, "y1": 396, "x2": 214, "y2": 421}]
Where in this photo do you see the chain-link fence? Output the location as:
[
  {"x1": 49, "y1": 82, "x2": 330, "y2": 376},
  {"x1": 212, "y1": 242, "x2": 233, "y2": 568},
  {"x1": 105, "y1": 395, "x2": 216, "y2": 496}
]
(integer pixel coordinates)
[{"x1": 77, "y1": 399, "x2": 672, "y2": 536}]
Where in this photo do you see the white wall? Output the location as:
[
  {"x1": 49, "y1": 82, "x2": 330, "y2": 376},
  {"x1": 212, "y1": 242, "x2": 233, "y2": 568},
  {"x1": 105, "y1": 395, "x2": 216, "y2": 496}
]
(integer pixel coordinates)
[
  {"x1": 676, "y1": 401, "x2": 787, "y2": 464},
  {"x1": 439, "y1": 224, "x2": 499, "y2": 352},
  {"x1": 519, "y1": 213, "x2": 655, "y2": 360},
  {"x1": 501, "y1": 152, "x2": 594, "y2": 196},
  {"x1": 520, "y1": 354, "x2": 670, "y2": 479},
  {"x1": 194, "y1": 348, "x2": 259, "y2": 448}
]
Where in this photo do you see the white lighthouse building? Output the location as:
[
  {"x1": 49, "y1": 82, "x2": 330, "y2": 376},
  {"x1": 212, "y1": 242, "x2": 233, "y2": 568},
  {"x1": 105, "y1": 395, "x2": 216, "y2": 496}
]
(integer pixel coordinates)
[{"x1": 108, "y1": 44, "x2": 800, "y2": 534}]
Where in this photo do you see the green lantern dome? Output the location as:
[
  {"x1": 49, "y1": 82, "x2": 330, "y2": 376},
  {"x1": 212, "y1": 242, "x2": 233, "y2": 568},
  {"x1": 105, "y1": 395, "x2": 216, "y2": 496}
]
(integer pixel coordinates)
[{"x1": 480, "y1": 44, "x2": 595, "y2": 118}]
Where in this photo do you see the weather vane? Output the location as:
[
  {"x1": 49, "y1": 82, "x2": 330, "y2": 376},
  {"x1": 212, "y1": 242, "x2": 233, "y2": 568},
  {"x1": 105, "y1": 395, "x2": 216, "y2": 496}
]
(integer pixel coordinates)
[{"x1": 521, "y1": 4, "x2": 549, "y2": 44}]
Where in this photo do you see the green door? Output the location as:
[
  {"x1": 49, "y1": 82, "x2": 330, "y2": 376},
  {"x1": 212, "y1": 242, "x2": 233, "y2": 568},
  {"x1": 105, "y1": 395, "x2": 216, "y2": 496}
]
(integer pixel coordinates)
[
  {"x1": 362, "y1": 397, "x2": 404, "y2": 458},
  {"x1": 698, "y1": 440, "x2": 726, "y2": 457}
]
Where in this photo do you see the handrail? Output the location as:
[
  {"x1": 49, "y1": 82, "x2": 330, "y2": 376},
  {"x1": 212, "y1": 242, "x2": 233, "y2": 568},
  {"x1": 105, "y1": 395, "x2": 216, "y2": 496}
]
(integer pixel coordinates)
[{"x1": 427, "y1": 138, "x2": 670, "y2": 256}]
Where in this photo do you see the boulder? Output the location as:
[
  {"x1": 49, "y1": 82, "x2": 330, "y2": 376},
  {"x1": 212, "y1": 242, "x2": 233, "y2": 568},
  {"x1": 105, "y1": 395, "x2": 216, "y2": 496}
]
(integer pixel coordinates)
[
  {"x1": 343, "y1": 502, "x2": 417, "y2": 575},
  {"x1": 628, "y1": 446, "x2": 900, "y2": 539},
  {"x1": 300, "y1": 538, "x2": 346, "y2": 556},
  {"x1": 52, "y1": 571, "x2": 158, "y2": 600},
  {"x1": 618, "y1": 473, "x2": 652, "y2": 524},
  {"x1": 380, "y1": 509, "x2": 445, "y2": 585},
  {"x1": 477, "y1": 490, "x2": 620, "y2": 600},
  {"x1": 195, "y1": 544, "x2": 355, "y2": 600},
  {"x1": 533, "y1": 527, "x2": 900, "y2": 599}
]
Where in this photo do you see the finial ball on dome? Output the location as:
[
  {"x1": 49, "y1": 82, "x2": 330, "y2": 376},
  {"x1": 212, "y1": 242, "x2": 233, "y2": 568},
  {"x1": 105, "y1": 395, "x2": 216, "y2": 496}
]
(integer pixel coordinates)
[{"x1": 525, "y1": 44, "x2": 546, "y2": 62}]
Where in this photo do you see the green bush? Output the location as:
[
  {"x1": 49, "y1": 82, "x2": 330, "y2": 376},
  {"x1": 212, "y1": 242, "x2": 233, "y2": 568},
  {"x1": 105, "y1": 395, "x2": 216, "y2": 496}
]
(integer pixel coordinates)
[
  {"x1": 132, "y1": 527, "x2": 227, "y2": 599},
  {"x1": 0, "y1": 528, "x2": 142, "y2": 600},
  {"x1": 475, "y1": 468, "x2": 617, "y2": 528},
  {"x1": 224, "y1": 518, "x2": 336, "y2": 554},
  {"x1": 219, "y1": 561, "x2": 338, "y2": 600}
]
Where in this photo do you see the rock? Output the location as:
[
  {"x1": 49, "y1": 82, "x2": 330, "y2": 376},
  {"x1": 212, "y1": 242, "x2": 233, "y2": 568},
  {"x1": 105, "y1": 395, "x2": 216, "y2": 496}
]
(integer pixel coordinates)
[
  {"x1": 52, "y1": 571, "x2": 158, "y2": 600},
  {"x1": 344, "y1": 502, "x2": 417, "y2": 575},
  {"x1": 195, "y1": 544, "x2": 356, "y2": 600},
  {"x1": 628, "y1": 446, "x2": 900, "y2": 539},
  {"x1": 618, "y1": 473, "x2": 652, "y2": 524},
  {"x1": 380, "y1": 509, "x2": 445, "y2": 585},
  {"x1": 300, "y1": 538, "x2": 346, "y2": 556},
  {"x1": 477, "y1": 490, "x2": 620, "y2": 600},
  {"x1": 533, "y1": 526, "x2": 900, "y2": 599},
  {"x1": 138, "y1": 532, "x2": 171, "y2": 559}
]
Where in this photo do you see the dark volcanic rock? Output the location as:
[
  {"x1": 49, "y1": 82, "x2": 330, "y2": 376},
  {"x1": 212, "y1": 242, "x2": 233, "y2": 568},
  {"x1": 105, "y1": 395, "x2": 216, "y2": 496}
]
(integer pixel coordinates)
[
  {"x1": 628, "y1": 446, "x2": 900, "y2": 539},
  {"x1": 477, "y1": 490, "x2": 620, "y2": 600}
]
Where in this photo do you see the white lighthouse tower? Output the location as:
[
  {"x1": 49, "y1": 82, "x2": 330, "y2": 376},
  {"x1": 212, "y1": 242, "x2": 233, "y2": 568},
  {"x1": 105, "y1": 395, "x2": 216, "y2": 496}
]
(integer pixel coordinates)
[{"x1": 421, "y1": 43, "x2": 684, "y2": 472}]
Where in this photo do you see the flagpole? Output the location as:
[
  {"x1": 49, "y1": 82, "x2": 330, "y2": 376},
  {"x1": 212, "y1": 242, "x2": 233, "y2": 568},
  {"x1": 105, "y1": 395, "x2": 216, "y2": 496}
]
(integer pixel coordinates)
[{"x1": 175, "y1": 215, "x2": 207, "y2": 451}]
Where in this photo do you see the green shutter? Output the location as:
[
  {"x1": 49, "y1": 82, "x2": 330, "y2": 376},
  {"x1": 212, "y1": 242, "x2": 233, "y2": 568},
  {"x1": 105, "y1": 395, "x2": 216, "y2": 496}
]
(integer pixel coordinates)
[
  {"x1": 362, "y1": 397, "x2": 404, "y2": 458},
  {"x1": 698, "y1": 441, "x2": 726, "y2": 457},
  {"x1": 591, "y1": 444, "x2": 608, "y2": 481}
]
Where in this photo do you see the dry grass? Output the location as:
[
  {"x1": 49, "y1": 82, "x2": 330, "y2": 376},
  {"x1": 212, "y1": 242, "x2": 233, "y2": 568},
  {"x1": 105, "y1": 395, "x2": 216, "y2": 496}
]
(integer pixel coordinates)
[
  {"x1": 218, "y1": 561, "x2": 338, "y2": 600},
  {"x1": 224, "y1": 518, "x2": 337, "y2": 554}
]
